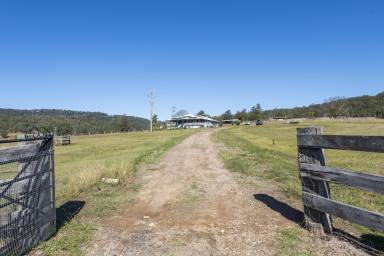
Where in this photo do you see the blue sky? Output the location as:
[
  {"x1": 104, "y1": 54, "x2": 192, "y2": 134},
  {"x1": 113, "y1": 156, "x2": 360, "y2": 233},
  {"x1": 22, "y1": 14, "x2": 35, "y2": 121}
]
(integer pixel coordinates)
[{"x1": 0, "y1": 0, "x2": 383, "y2": 120}]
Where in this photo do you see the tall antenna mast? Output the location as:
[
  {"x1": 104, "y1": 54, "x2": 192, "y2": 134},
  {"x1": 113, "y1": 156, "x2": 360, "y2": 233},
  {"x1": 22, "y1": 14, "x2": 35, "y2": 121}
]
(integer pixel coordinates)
[{"x1": 148, "y1": 90, "x2": 155, "y2": 132}]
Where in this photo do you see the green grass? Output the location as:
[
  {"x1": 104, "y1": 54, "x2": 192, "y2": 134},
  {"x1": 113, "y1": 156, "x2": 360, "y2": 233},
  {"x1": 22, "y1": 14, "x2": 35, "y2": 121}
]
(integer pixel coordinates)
[
  {"x1": 215, "y1": 119, "x2": 384, "y2": 239},
  {"x1": 36, "y1": 129, "x2": 195, "y2": 255},
  {"x1": 38, "y1": 221, "x2": 94, "y2": 256},
  {"x1": 276, "y1": 228, "x2": 313, "y2": 256}
]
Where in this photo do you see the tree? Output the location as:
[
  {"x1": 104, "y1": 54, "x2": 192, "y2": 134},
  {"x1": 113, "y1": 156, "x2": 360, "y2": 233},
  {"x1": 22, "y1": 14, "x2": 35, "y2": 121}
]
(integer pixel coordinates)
[
  {"x1": 221, "y1": 110, "x2": 233, "y2": 120},
  {"x1": 307, "y1": 111, "x2": 316, "y2": 119},
  {"x1": 326, "y1": 97, "x2": 349, "y2": 118},
  {"x1": 197, "y1": 110, "x2": 211, "y2": 117},
  {"x1": 0, "y1": 129, "x2": 8, "y2": 139},
  {"x1": 152, "y1": 114, "x2": 158, "y2": 124},
  {"x1": 55, "y1": 120, "x2": 73, "y2": 136},
  {"x1": 116, "y1": 115, "x2": 130, "y2": 132},
  {"x1": 174, "y1": 110, "x2": 188, "y2": 118},
  {"x1": 235, "y1": 109, "x2": 247, "y2": 122},
  {"x1": 152, "y1": 114, "x2": 159, "y2": 129},
  {"x1": 197, "y1": 110, "x2": 207, "y2": 116},
  {"x1": 248, "y1": 104, "x2": 263, "y2": 120}
]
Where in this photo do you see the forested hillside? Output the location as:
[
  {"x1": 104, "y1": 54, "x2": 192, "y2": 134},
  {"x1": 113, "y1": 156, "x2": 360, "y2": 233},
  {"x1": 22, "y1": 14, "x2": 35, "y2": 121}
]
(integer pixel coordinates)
[
  {"x1": 263, "y1": 92, "x2": 384, "y2": 119},
  {"x1": 1, "y1": 92, "x2": 383, "y2": 138},
  {"x1": 0, "y1": 109, "x2": 149, "y2": 137},
  {"x1": 212, "y1": 92, "x2": 384, "y2": 121}
]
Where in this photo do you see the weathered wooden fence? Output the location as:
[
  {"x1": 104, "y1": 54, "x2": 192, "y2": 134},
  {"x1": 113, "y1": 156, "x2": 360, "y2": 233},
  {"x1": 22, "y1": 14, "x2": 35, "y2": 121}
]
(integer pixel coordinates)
[
  {"x1": 297, "y1": 127, "x2": 384, "y2": 234},
  {"x1": 0, "y1": 135, "x2": 56, "y2": 255},
  {"x1": 55, "y1": 135, "x2": 71, "y2": 146}
]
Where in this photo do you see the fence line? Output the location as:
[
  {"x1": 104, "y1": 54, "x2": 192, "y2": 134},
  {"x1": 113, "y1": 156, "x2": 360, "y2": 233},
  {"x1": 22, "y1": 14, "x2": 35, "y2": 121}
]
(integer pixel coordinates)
[{"x1": 297, "y1": 127, "x2": 384, "y2": 234}]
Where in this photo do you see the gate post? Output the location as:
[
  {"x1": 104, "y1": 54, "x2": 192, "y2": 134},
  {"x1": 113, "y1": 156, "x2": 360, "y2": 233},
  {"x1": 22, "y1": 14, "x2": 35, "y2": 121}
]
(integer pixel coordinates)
[{"x1": 297, "y1": 127, "x2": 333, "y2": 234}]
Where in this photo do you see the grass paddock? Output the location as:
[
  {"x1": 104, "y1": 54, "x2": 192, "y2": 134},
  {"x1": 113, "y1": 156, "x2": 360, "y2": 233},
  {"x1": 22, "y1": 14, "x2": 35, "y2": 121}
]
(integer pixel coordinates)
[{"x1": 215, "y1": 119, "x2": 384, "y2": 245}]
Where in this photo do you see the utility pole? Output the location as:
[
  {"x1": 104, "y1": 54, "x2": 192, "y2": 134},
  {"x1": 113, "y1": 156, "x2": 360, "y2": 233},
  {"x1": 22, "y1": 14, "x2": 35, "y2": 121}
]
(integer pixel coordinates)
[
  {"x1": 148, "y1": 90, "x2": 155, "y2": 132},
  {"x1": 172, "y1": 106, "x2": 176, "y2": 118}
]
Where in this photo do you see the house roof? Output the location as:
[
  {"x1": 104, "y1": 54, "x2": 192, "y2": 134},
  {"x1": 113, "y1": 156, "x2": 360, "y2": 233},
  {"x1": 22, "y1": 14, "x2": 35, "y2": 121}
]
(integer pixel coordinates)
[{"x1": 169, "y1": 114, "x2": 218, "y2": 122}]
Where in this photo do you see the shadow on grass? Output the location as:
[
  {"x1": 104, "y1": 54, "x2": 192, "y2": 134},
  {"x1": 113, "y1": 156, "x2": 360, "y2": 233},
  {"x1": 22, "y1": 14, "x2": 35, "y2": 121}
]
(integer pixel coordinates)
[
  {"x1": 333, "y1": 229, "x2": 384, "y2": 256},
  {"x1": 253, "y1": 194, "x2": 383, "y2": 256},
  {"x1": 56, "y1": 201, "x2": 86, "y2": 230}
]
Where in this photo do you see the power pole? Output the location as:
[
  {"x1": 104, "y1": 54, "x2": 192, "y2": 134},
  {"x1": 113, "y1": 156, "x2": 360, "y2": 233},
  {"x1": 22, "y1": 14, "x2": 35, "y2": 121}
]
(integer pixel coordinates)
[{"x1": 148, "y1": 90, "x2": 155, "y2": 132}]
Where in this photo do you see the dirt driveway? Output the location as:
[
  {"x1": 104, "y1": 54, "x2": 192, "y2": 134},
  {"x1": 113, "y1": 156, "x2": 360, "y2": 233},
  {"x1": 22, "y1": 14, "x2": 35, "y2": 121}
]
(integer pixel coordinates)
[{"x1": 88, "y1": 131, "x2": 366, "y2": 256}]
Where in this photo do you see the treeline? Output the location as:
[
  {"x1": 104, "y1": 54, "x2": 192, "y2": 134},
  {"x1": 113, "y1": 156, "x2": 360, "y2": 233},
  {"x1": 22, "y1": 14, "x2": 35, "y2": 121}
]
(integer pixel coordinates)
[
  {"x1": 199, "y1": 91, "x2": 384, "y2": 121},
  {"x1": 198, "y1": 104, "x2": 263, "y2": 122},
  {"x1": 0, "y1": 109, "x2": 149, "y2": 138},
  {"x1": 263, "y1": 92, "x2": 384, "y2": 119}
]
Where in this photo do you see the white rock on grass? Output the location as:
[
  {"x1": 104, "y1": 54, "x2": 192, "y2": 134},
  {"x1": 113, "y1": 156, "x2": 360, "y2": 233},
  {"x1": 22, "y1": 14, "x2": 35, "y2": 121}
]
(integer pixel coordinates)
[{"x1": 101, "y1": 178, "x2": 119, "y2": 185}]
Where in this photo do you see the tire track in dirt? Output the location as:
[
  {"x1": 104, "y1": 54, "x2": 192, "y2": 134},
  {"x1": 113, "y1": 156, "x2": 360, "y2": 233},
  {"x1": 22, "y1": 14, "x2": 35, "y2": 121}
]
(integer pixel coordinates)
[{"x1": 88, "y1": 131, "x2": 366, "y2": 256}]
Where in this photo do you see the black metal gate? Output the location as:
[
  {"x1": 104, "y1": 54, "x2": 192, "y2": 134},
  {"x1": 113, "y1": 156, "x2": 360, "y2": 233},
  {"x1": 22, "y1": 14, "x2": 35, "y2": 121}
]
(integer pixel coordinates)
[{"x1": 0, "y1": 135, "x2": 55, "y2": 256}]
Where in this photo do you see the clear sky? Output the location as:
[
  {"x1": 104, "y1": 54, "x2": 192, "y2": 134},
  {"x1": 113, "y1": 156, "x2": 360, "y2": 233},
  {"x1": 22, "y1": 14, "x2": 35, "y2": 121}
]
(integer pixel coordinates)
[{"x1": 0, "y1": 0, "x2": 383, "y2": 120}]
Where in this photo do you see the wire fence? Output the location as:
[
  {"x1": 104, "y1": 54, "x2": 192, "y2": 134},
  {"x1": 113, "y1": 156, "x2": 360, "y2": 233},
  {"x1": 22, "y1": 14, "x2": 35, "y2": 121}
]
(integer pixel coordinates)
[{"x1": 0, "y1": 136, "x2": 55, "y2": 256}]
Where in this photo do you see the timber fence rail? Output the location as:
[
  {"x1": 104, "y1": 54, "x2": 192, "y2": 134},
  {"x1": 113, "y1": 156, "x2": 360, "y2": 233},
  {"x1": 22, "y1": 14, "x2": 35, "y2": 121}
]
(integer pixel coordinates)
[
  {"x1": 297, "y1": 127, "x2": 384, "y2": 234},
  {"x1": 55, "y1": 136, "x2": 71, "y2": 146}
]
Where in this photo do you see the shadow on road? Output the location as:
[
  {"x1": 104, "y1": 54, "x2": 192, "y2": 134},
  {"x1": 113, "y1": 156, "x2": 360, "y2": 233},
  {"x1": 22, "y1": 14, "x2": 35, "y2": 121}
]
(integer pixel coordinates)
[
  {"x1": 253, "y1": 194, "x2": 304, "y2": 224},
  {"x1": 56, "y1": 201, "x2": 86, "y2": 230},
  {"x1": 253, "y1": 194, "x2": 384, "y2": 256}
]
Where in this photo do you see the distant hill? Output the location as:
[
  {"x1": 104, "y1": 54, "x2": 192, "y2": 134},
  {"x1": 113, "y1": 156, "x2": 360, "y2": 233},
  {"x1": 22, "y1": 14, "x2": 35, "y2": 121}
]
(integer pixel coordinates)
[
  {"x1": 0, "y1": 108, "x2": 149, "y2": 136},
  {"x1": 263, "y1": 92, "x2": 384, "y2": 119}
]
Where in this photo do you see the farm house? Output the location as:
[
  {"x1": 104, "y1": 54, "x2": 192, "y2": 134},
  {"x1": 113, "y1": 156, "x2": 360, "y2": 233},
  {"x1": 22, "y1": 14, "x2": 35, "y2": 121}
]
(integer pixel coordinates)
[{"x1": 167, "y1": 114, "x2": 219, "y2": 129}]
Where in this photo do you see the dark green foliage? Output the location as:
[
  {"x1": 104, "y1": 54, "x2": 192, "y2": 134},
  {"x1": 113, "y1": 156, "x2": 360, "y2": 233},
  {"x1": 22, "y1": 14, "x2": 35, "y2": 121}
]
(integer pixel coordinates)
[
  {"x1": 217, "y1": 93, "x2": 383, "y2": 121},
  {"x1": 39, "y1": 119, "x2": 73, "y2": 135},
  {"x1": 152, "y1": 114, "x2": 158, "y2": 125},
  {"x1": 221, "y1": 110, "x2": 233, "y2": 120},
  {"x1": 116, "y1": 115, "x2": 130, "y2": 132},
  {"x1": 0, "y1": 130, "x2": 8, "y2": 138},
  {"x1": 307, "y1": 111, "x2": 316, "y2": 119},
  {"x1": 55, "y1": 120, "x2": 73, "y2": 136},
  {"x1": 196, "y1": 110, "x2": 213, "y2": 118},
  {"x1": 217, "y1": 104, "x2": 264, "y2": 121},
  {"x1": 174, "y1": 110, "x2": 188, "y2": 117},
  {"x1": 248, "y1": 104, "x2": 263, "y2": 120},
  {"x1": 196, "y1": 110, "x2": 206, "y2": 116},
  {"x1": 0, "y1": 109, "x2": 149, "y2": 135},
  {"x1": 234, "y1": 109, "x2": 247, "y2": 122},
  {"x1": 152, "y1": 114, "x2": 162, "y2": 130},
  {"x1": 264, "y1": 92, "x2": 384, "y2": 119}
]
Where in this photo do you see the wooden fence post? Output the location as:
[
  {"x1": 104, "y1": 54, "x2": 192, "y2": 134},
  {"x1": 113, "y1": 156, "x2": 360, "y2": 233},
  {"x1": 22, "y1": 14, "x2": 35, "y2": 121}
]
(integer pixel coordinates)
[{"x1": 297, "y1": 127, "x2": 333, "y2": 234}]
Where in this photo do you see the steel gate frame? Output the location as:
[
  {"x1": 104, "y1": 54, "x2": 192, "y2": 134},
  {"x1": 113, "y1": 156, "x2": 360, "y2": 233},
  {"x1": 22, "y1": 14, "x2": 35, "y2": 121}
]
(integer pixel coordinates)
[{"x1": 0, "y1": 135, "x2": 55, "y2": 256}]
